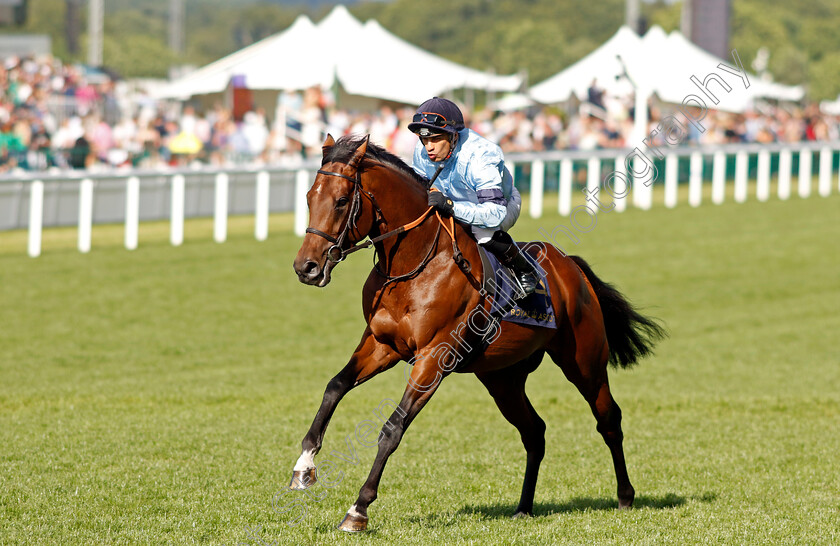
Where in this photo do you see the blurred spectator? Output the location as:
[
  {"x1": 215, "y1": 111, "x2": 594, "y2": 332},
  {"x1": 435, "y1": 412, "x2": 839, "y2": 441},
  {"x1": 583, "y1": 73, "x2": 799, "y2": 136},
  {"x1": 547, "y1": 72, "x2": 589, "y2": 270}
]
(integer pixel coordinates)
[
  {"x1": 242, "y1": 109, "x2": 269, "y2": 160},
  {"x1": 587, "y1": 78, "x2": 605, "y2": 111},
  {"x1": 69, "y1": 135, "x2": 91, "y2": 169},
  {"x1": 2, "y1": 53, "x2": 840, "y2": 174},
  {"x1": 0, "y1": 120, "x2": 25, "y2": 171}
]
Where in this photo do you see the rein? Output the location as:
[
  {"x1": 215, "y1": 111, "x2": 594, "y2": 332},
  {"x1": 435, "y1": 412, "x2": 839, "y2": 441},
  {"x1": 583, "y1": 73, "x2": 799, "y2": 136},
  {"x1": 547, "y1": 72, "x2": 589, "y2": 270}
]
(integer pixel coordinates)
[{"x1": 305, "y1": 163, "x2": 470, "y2": 286}]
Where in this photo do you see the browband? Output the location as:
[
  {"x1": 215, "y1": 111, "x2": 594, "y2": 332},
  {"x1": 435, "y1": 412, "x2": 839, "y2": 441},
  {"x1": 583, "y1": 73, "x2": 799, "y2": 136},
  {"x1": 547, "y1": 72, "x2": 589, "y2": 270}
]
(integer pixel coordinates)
[{"x1": 317, "y1": 169, "x2": 357, "y2": 183}]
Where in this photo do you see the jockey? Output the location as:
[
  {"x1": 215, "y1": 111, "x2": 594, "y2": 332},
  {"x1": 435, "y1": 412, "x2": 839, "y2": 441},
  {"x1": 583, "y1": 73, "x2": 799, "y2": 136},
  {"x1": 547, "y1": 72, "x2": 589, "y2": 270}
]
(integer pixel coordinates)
[{"x1": 409, "y1": 97, "x2": 539, "y2": 296}]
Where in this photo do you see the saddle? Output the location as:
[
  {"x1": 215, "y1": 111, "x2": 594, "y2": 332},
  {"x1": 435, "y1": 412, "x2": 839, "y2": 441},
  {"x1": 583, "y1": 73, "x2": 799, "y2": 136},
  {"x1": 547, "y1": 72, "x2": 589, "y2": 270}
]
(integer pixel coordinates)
[
  {"x1": 445, "y1": 243, "x2": 556, "y2": 373},
  {"x1": 477, "y1": 244, "x2": 556, "y2": 329}
]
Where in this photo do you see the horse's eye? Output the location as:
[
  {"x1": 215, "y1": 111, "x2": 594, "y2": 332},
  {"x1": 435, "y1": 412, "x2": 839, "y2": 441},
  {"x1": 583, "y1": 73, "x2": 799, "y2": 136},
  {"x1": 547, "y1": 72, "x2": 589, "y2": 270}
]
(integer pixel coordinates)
[{"x1": 336, "y1": 197, "x2": 349, "y2": 208}]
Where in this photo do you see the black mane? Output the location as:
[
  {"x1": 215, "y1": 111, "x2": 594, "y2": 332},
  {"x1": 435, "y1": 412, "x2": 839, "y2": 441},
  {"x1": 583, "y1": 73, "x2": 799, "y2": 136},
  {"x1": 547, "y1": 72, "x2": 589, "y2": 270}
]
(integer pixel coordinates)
[{"x1": 323, "y1": 135, "x2": 431, "y2": 189}]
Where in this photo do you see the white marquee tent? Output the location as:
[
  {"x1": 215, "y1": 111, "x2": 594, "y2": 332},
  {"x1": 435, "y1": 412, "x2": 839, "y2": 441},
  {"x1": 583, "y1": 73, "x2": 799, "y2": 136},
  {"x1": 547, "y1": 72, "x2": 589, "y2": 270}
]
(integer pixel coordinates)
[
  {"x1": 530, "y1": 25, "x2": 804, "y2": 113},
  {"x1": 528, "y1": 26, "x2": 642, "y2": 107},
  {"x1": 820, "y1": 94, "x2": 840, "y2": 115},
  {"x1": 157, "y1": 5, "x2": 521, "y2": 106}
]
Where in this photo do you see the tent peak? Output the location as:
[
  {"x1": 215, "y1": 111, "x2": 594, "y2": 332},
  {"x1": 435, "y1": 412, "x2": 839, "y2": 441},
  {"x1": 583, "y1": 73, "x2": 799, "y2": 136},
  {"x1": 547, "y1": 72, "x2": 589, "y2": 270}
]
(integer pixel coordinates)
[
  {"x1": 642, "y1": 25, "x2": 667, "y2": 38},
  {"x1": 324, "y1": 4, "x2": 350, "y2": 17},
  {"x1": 319, "y1": 4, "x2": 363, "y2": 28},
  {"x1": 289, "y1": 14, "x2": 316, "y2": 30},
  {"x1": 615, "y1": 24, "x2": 641, "y2": 37}
]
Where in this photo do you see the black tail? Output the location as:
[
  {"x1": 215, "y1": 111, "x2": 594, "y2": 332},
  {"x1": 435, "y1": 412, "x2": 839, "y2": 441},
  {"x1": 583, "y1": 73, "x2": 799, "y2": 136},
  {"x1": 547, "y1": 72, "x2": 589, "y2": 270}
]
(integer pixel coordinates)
[{"x1": 570, "y1": 255, "x2": 667, "y2": 368}]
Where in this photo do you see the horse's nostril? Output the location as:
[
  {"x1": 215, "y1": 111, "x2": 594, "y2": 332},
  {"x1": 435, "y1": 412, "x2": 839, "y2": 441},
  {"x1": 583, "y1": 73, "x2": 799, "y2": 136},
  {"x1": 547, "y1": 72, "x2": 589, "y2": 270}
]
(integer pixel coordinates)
[{"x1": 302, "y1": 260, "x2": 321, "y2": 279}]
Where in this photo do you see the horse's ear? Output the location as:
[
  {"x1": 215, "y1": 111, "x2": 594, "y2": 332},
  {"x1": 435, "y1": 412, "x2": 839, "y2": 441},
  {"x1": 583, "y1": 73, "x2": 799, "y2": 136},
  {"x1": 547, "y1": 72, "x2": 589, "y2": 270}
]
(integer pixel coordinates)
[
  {"x1": 323, "y1": 134, "x2": 335, "y2": 149},
  {"x1": 349, "y1": 134, "x2": 369, "y2": 168}
]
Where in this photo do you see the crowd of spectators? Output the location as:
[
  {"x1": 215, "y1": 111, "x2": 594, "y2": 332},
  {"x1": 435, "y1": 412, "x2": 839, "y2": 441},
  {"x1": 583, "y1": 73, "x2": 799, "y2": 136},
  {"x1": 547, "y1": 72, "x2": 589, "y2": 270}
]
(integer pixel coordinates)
[{"x1": 3, "y1": 54, "x2": 840, "y2": 174}]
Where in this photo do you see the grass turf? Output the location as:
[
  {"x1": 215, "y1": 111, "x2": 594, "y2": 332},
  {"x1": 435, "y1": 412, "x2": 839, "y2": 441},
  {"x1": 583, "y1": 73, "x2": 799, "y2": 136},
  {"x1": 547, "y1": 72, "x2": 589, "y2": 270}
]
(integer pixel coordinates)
[{"x1": 1, "y1": 191, "x2": 838, "y2": 544}]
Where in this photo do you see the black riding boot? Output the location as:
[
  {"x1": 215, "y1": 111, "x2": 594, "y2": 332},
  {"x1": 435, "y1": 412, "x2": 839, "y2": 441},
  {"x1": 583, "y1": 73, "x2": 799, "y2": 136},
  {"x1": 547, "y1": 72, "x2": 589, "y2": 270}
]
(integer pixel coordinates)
[{"x1": 480, "y1": 231, "x2": 540, "y2": 297}]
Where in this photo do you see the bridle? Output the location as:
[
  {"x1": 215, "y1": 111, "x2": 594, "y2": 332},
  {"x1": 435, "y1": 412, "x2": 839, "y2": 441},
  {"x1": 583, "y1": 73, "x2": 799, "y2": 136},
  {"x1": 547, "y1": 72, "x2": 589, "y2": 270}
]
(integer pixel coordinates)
[
  {"x1": 305, "y1": 162, "x2": 471, "y2": 285},
  {"x1": 304, "y1": 165, "x2": 377, "y2": 264}
]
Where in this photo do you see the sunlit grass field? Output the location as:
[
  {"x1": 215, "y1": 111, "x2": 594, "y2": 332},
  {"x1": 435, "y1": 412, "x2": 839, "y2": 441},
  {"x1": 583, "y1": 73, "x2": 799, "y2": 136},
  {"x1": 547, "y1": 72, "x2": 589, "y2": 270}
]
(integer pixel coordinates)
[{"x1": 1, "y1": 190, "x2": 838, "y2": 545}]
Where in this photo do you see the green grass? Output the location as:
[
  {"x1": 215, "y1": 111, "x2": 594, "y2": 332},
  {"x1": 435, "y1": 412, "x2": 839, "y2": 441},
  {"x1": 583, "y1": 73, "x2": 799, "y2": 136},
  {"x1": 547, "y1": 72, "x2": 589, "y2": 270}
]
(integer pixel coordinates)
[{"x1": 1, "y1": 192, "x2": 839, "y2": 545}]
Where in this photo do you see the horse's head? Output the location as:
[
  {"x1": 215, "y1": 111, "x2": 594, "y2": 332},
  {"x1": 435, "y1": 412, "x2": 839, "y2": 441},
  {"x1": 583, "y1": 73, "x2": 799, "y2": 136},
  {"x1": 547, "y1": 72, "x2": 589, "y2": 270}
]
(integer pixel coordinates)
[{"x1": 293, "y1": 134, "x2": 378, "y2": 287}]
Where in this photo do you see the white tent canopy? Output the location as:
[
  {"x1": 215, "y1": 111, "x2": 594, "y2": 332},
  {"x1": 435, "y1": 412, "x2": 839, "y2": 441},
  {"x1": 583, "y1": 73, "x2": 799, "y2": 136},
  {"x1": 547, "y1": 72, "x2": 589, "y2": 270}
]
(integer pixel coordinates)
[
  {"x1": 821, "y1": 94, "x2": 840, "y2": 116},
  {"x1": 157, "y1": 5, "x2": 521, "y2": 105},
  {"x1": 157, "y1": 15, "x2": 320, "y2": 101},
  {"x1": 337, "y1": 19, "x2": 521, "y2": 105},
  {"x1": 528, "y1": 26, "x2": 641, "y2": 106},
  {"x1": 530, "y1": 25, "x2": 804, "y2": 113}
]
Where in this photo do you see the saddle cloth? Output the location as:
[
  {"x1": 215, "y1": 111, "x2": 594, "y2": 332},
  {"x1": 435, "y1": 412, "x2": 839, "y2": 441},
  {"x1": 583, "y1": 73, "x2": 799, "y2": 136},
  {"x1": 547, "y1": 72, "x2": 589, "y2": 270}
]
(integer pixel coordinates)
[{"x1": 479, "y1": 244, "x2": 557, "y2": 329}]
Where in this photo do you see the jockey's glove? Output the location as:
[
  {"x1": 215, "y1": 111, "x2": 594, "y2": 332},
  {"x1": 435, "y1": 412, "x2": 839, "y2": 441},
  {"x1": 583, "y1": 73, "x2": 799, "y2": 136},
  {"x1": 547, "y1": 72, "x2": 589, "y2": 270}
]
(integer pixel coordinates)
[{"x1": 428, "y1": 192, "x2": 455, "y2": 216}]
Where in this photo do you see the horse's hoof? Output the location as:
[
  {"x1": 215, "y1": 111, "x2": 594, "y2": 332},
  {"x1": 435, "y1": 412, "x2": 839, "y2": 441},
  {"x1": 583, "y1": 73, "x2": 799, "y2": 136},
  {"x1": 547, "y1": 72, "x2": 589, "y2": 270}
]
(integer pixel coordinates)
[
  {"x1": 289, "y1": 468, "x2": 317, "y2": 490},
  {"x1": 618, "y1": 496, "x2": 634, "y2": 510},
  {"x1": 337, "y1": 512, "x2": 368, "y2": 532},
  {"x1": 618, "y1": 486, "x2": 635, "y2": 509},
  {"x1": 512, "y1": 511, "x2": 532, "y2": 519}
]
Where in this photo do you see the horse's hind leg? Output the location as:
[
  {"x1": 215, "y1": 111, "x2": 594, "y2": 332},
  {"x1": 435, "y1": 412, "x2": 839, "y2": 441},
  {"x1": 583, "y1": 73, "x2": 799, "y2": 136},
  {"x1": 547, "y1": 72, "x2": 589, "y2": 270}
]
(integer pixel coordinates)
[
  {"x1": 591, "y1": 379, "x2": 635, "y2": 508},
  {"x1": 476, "y1": 351, "x2": 546, "y2": 517},
  {"x1": 547, "y1": 348, "x2": 635, "y2": 509}
]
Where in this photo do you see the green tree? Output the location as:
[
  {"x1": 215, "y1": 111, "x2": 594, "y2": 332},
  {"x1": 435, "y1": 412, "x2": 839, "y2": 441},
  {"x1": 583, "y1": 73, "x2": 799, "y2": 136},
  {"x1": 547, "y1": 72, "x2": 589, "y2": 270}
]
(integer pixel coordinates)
[
  {"x1": 232, "y1": 4, "x2": 298, "y2": 48},
  {"x1": 9, "y1": 0, "x2": 840, "y2": 102},
  {"x1": 808, "y1": 51, "x2": 840, "y2": 101},
  {"x1": 478, "y1": 20, "x2": 568, "y2": 83},
  {"x1": 21, "y1": 0, "x2": 76, "y2": 60},
  {"x1": 101, "y1": 34, "x2": 177, "y2": 78},
  {"x1": 769, "y1": 46, "x2": 809, "y2": 88}
]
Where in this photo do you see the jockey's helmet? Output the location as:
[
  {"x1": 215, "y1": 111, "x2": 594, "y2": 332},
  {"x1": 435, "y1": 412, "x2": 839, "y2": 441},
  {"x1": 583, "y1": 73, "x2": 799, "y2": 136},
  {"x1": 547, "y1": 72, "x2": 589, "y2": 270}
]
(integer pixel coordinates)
[{"x1": 408, "y1": 97, "x2": 465, "y2": 138}]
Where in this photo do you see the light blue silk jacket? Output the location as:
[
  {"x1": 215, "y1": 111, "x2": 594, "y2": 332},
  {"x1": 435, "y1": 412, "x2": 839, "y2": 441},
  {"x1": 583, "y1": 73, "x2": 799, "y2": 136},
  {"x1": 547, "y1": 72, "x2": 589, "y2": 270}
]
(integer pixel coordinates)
[{"x1": 412, "y1": 129, "x2": 514, "y2": 229}]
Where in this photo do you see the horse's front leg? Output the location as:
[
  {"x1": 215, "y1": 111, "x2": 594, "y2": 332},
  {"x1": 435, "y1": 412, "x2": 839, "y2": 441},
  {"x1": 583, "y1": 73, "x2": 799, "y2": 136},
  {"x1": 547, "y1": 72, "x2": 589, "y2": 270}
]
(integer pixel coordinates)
[
  {"x1": 290, "y1": 327, "x2": 400, "y2": 489},
  {"x1": 337, "y1": 355, "x2": 446, "y2": 532}
]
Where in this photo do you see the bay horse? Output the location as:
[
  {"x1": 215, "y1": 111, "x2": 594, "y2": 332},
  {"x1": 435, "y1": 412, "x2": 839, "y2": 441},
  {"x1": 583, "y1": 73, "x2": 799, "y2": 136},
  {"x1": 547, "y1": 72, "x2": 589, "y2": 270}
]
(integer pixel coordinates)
[{"x1": 291, "y1": 134, "x2": 664, "y2": 532}]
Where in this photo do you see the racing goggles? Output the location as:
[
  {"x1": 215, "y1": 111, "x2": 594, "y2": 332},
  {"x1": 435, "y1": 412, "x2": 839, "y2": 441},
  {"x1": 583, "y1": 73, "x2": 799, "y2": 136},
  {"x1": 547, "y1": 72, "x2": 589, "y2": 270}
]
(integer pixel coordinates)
[{"x1": 412, "y1": 112, "x2": 454, "y2": 128}]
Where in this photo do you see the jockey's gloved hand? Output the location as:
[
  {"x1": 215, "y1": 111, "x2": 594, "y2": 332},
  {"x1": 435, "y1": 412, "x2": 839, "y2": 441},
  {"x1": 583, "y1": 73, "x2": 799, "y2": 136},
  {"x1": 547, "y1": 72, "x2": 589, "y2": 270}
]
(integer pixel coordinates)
[{"x1": 428, "y1": 192, "x2": 455, "y2": 216}]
